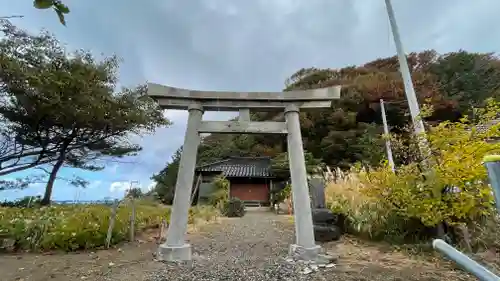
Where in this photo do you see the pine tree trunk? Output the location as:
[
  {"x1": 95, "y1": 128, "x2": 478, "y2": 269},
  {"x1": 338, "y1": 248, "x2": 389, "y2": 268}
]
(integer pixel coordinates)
[{"x1": 40, "y1": 149, "x2": 67, "y2": 206}]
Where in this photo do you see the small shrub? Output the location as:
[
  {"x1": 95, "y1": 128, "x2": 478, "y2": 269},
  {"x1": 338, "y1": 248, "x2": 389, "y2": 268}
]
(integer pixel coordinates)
[
  {"x1": 188, "y1": 205, "x2": 219, "y2": 223},
  {"x1": 222, "y1": 197, "x2": 246, "y2": 217},
  {"x1": 270, "y1": 183, "x2": 291, "y2": 205},
  {"x1": 209, "y1": 175, "x2": 230, "y2": 209}
]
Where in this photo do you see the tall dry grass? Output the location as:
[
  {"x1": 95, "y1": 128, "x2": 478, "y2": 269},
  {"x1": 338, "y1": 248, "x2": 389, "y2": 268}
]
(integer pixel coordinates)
[{"x1": 324, "y1": 167, "x2": 393, "y2": 240}]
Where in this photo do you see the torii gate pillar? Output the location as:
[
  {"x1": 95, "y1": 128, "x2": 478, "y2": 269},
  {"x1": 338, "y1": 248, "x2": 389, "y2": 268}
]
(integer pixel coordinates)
[
  {"x1": 285, "y1": 104, "x2": 318, "y2": 254},
  {"x1": 147, "y1": 83, "x2": 341, "y2": 262},
  {"x1": 160, "y1": 103, "x2": 203, "y2": 261}
]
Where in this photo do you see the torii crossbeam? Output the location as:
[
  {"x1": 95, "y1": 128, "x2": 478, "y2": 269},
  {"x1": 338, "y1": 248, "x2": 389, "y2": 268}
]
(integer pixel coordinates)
[{"x1": 147, "y1": 83, "x2": 341, "y2": 262}]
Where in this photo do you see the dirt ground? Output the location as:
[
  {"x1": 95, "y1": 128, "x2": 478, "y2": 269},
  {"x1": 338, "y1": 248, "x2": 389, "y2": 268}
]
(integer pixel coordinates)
[{"x1": 1, "y1": 212, "x2": 497, "y2": 281}]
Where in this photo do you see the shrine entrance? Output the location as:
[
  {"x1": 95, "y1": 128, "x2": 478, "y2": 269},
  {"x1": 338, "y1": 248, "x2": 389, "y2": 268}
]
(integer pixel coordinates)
[{"x1": 147, "y1": 83, "x2": 341, "y2": 262}]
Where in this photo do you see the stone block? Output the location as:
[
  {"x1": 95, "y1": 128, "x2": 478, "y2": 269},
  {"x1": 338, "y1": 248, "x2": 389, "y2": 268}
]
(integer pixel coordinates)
[
  {"x1": 311, "y1": 208, "x2": 337, "y2": 225},
  {"x1": 313, "y1": 225, "x2": 341, "y2": 242},
  {"x1": 157, "y1": 243, "x2": 192, "y2": 261}
]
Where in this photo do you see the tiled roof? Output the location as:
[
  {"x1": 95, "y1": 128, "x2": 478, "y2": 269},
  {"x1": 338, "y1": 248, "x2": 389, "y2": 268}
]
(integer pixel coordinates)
[{"x1": 196, "y1": 157, "x2": 273, "y2": 178}]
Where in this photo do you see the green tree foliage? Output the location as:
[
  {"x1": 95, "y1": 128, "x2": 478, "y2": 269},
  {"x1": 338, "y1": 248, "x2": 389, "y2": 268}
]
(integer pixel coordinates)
[
  {"x1": 270, "y1": 151, "x2": 324, "y2": 179},
  {"x1": 33, "y1": 0, "x2": 70, "y2": 25},
  {"x1": 428, "y1": 50, "x2": 500, "y2": 112},
  {"x1": 151, "y1": 147, "x2": 182, "y2": 204},
  {"x1": 0, "y1": 22, "x2": 170, "y2": 205},
  {"x1": 126, "y1": 187, "x2": 143, "y2": 199}
]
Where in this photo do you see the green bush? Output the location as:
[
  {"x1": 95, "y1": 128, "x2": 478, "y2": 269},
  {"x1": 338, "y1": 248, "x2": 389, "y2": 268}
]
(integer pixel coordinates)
[
  {"x1": 0, "y1": 201, "x2": 218, "y2": 252},
  {"x1": 349, "y1": 99, "x2": 500, "y2": 246},
  {"x1": 222, "y1": 197, "x2": 246, "y2": 217},
  {"x1": 209, "y1": 175, "x2": 230, "y2": 209},
  {"x1": 188, "y1": 205, "x2": 220, "y2": 223},
  {"x1": 324, "y1": 100, "x2": 500, "y2": 248},
  {"x1": 270, "y1": 183, "x2": 291, "y2": 205}
]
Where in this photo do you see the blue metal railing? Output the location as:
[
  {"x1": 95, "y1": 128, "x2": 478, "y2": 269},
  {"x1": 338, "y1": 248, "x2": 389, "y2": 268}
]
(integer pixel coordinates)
[
  {"x1": 432, "y1": 155, "x2": 500, "y2": 281},
  {"x1": 432, "y1": 239, "x2": 499, "y2": 281}
]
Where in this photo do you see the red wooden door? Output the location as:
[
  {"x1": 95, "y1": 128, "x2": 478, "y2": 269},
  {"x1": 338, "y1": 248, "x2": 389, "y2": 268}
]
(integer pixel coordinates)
[{"x1": 230, "y1": 183, "x2": 269, "y2": 201}]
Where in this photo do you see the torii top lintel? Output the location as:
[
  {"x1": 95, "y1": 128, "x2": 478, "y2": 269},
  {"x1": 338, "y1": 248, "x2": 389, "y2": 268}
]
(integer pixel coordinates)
[{"x1": 147, "y1": 83, "x2": 341, "y2": 111}]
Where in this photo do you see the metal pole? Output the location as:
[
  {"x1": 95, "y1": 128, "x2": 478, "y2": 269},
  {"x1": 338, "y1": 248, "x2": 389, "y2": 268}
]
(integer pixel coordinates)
[
  {"x1": 433, "y1": 239, "x2": 500, "y2": 281},
  {"x1": 483, "y1": 155, "x2": 500, "y2": 215},
  {"x1": 380, "y1": 99, "x2": 395, "y2": 172},
  {"x1": 384, "y1": 0, "x2": 430, "y2": 157}
]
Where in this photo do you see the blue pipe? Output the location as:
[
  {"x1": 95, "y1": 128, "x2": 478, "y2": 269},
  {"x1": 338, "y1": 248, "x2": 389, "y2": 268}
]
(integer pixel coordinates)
[
  {"x1": 433, "y1": 239, "x2": 500, "y2": 281},
  {"x1": 484, "y1": 155, "x2": 500, "y2": 214}
]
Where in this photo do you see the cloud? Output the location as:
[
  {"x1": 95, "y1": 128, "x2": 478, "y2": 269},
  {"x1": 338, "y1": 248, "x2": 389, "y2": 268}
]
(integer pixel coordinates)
[
  {"x1": 2, "y1": 0, "x2": 500, "y2": 200},
  {"x1": 146, "y1": 181, "x2": 156, "y2": 192},
  {"x1": 109, "y1": 180, "x2": 155, "y2": 193},
  {"x1": 109, "y1": 181, "x2": 130, "y2": 193}
]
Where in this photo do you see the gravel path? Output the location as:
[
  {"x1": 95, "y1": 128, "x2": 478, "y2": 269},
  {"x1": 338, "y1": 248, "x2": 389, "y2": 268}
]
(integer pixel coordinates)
[
  {"x1": 148, "y1": 210, "x2": 318, "y2": 281},
  {"x1": 0, "y1": 208, "x2": 478, "y2": 281},
  {"x1": 146, "y1": 211, "x2": 473, "y2": 281},
  {"x1": 3, "y1": 210, "x2": 477, "y2": 281}
]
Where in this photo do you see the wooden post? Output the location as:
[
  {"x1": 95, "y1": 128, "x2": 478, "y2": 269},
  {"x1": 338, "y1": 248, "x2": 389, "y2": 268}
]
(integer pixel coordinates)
[
  {"x1": 129, "y1": 198, "x2": 136, "y2": 242},
  {"x1": 380, "y1": 99, "x2": 395, "y2": 172},
  {"x1": 106, "y1": 200, "x2": 120, "y2": 249},
  {"x1": 190, "y1": 173, "x2": 202, "y2": 206},
  {"x1": 27, "y1": 196, "x2": 33, "y2": 208},
  {"x1": 158, "y1": 218, "x2": 168, "y2": 244},
  {"x1": 288, "y1": 197, "x2": 293, "y2": 215}
]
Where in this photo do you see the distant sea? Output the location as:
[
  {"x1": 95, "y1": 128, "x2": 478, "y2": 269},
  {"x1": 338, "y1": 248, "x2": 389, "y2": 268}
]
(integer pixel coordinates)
[{"x1": 52, "y1": 199, "x2": 119, "y2": 205}]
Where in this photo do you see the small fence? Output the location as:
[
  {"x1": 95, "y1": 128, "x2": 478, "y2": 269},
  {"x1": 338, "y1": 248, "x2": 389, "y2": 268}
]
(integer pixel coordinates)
[
  {"x1": 104, "y1": 198, "x2": 167, "y2": 248},
  {"x1": 431, "y1": 156, "x2": 500, "y2": 281}
]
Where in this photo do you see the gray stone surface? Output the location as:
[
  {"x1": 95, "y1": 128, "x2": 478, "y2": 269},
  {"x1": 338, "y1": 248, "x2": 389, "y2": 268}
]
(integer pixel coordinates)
[
  {"x1": 146, "y1": 212, "x2": 337, "y2": 281},
  {"x1": 147, "y1": 83, "x2": 341, "y2": 111},
  {"x1": 157, "y1": 243, "x2": 192, "y2": 262},
  {"x1": 288, "y1": 244, "x2": 322, "y2": 261},
  {"x1": 313, "y1": 225, "x2": 342, "y2": 242},
  {"x1": 309, "y1": 177, "x2": 326, "y2": 209},
  {"x1": 163, "y1": 104, "x2": 203, "y2": 252},
  {"x1": 285, "y1": 104, "x2": 319, "y2": 253}
]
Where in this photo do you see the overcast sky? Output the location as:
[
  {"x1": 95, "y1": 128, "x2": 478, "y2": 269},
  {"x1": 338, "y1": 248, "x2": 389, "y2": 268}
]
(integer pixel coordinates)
[{"x1": 1, "y1": 0, "x2": 499, "y2": 201}]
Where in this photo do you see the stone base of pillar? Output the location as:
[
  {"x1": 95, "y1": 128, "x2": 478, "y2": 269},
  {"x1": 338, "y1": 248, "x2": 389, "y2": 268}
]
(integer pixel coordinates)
[
  {"x1": 288, "y1": 244, "x2": 321, "y2": 261},
  {"x1": 288, "y1": 244, "x2": 339, "y2": 264},
  {"x1": 157, "y1": 243, "x2": 192, "y2": 261}
]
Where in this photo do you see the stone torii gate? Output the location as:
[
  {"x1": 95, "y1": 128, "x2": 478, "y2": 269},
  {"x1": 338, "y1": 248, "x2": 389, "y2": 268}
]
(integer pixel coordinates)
[{"x1": 147, "y1": 83, "x2": 341, "y2": 262}]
